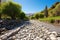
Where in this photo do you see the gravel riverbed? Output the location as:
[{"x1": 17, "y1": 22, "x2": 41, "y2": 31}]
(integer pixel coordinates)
[
  {"x1": 6, "y1": 20, "x2": 60, "y2": 40},
  {"x1": 0, "y1": 20, "x2": 60, "y2": 40}
]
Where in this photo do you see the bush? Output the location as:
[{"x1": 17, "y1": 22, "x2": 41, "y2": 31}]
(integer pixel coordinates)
[
  {"x1": 34, "y1": 14, "x2": 40, "y2": 19},
  {"x1": 50, "y1": 19, "x2": 55, "y2": 23},
  {"x1": 30, "y1": 16, "x2": 35, "y2": 19},
  {"x1": 19, "y1": 12, "x2": 26, "y2": 20},
  {"x1": 2, "y1": 2, "x2": 21, "y2": 19},
  {"x1": 39, "y1": 14, "x2": 44, "y2": 18},
  {"x1": 24, "y1": 16, "x2": 29, "y2": 21},
  {"x1": 17, "y1": 12, "x2": 26, "y2": 20}
]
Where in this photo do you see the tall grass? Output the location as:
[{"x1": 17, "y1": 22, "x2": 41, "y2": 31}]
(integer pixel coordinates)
[{"x1": 39, "y1": 16, "x2": 60, "y2": 21}]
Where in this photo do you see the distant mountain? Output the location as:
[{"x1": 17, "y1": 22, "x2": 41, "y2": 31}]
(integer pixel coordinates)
[{"x1": 26, "y1": 13, "x2": 34, "y2": 16}]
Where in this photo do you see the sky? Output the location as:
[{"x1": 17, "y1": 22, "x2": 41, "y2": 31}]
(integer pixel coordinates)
[{"x1": 13, "y1": 0, "x2": 60, "y2": 14}]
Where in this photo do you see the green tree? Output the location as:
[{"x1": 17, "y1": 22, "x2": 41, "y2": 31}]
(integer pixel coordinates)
[
  {"x1": 24, "y1": 16, "x2": 29, "y2": 21},
  {"x1": 0, "y1": 3, "x2": 2, "y2": 19},
  {"x1": 2, "y1": 2, "x2": 21, "y2": 19},
  {"x1": 39, "y1": 13, "x2": 44, "y2": 18},
  {"x1": 44, "y1": 6, "x2": 48, "y2": 17},
  {"x1": 34, "y1": 13, "x2": 40, "y2": 19},
  {"x1": 30, "y1": 16, "x2": 35, "y2": 19},
  {"x1": 55, "y1": 3, "x2": 60, "y2": 16},
  {"x1": 0, "y1": 7, "x2": 1, "y2": 19},
  {"x1": 20, "y1": 12, "x2": 26, "y2": 19},
  {"x1": 17, "y1": 12, "x2": 26, "y2": 20}
]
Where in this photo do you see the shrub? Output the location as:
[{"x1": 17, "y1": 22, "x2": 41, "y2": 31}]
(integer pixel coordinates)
[
  {"x1": 44, "y1": 6, "x2": 48, "y2": 17},
  {"x1": 34, "y1": 14, "x2": 40, "y2": 19},
  {"x1": 24, "y1": 16, "x2": 29, "y2": 21},
  {"x1": 2, "y1": 2, "x2": 21, "y2": 19},
  {"x1": 39, "y1": 14, "x2": 44, "y2": 18},
  {"x1": 30, "y1": 16, "x2": 35, "y2": 19},
  {"x1": 50, "y1": 19, "x2": 55, "y2": 23}
]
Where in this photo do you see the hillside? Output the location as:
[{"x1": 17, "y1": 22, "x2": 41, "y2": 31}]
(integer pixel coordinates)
[
  {"x1": 33, "y1": 2, "x2": 60, "y2": 17},
  {"x1": 31, "y1": 2, "x2": 60, "y2": 18},
  {"x1": 48, "y1": 2, "x2": 60, "y2": 16},
  {"x1": 30, "y1": 2, "x2": 60, "y2": 26}
]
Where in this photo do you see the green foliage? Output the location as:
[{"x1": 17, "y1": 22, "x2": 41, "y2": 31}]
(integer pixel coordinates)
[
  {"x1": 30, "y1": 13, "x2": 44, "y2": 19},
  {"x1": 44, "y1": 6, "x2": 48, "y2": 17},
  {"x1": 0, "y1": 4, "x2": 2, "y2": 19},
  {"x1": 39, "y1": 14, "x2": 44, "y2": 18},
  {"x1": 19, "y1": 12, "x2": 26, "y2": 20},
  {"x1": 34, "y1": 13, "x2": 40, "y2": 19},
  {"x1": 24, "y1": 16, "x2": 29, "y2": 21},
  {"x1": 30, "y1": 16, "x2": 35, "y2": 19},
  {"x1": 50, "y1": 19, "x2": 55, "y2": 23},
  {"x1": 2, "y1": 2, "x2": 21, "y2": 19},
  {"x1": 49, "y1": 2, "x2": 60, "y2": 17},
  {"x1": 18, "y1": 12, "x2": 29, "y2": 20},
  {"x1": 48, "y1": 2, "x2": 60, "y2": 11},
  {"x1": 30, "y1": 2, "x2": 60, "y2": 24},
  {"x1": 54, "y1": 3, "x2": 60, "y2": 16},
  {"x1": 39, "y1": 16, "x2": 60, "y2": 22},
  {"x1": 1, "y1": 2, "x2": 28, "y2": 20},
  {"x1": 17, "y1": 12, "x2": 26, "y2": 20},
  {"x1": 35, "y1": 2, "x2": 60, "y2": 18}
]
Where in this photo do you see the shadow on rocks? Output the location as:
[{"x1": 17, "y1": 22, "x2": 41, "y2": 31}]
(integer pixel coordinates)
[{"x1": 0, "y1": 19, "x2": 30, "y2": 30}]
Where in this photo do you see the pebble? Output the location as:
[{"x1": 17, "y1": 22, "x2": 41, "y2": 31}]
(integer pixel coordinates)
[{"x1": 2, "y1": 20, "x2": 59, "y2": 40}]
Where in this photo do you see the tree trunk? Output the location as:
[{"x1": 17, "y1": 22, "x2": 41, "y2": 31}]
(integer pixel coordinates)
[
  {"x1": 11, "y1": 15, "x2": 16, "y2": 20},
  {"x1": 44, "y1": 6, "x2": 48, "y2": 17}
]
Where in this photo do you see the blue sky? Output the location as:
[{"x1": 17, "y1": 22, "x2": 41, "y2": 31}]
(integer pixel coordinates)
[{"x1": 13, "y1": 0, "x2": 60, "y2": 14}]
